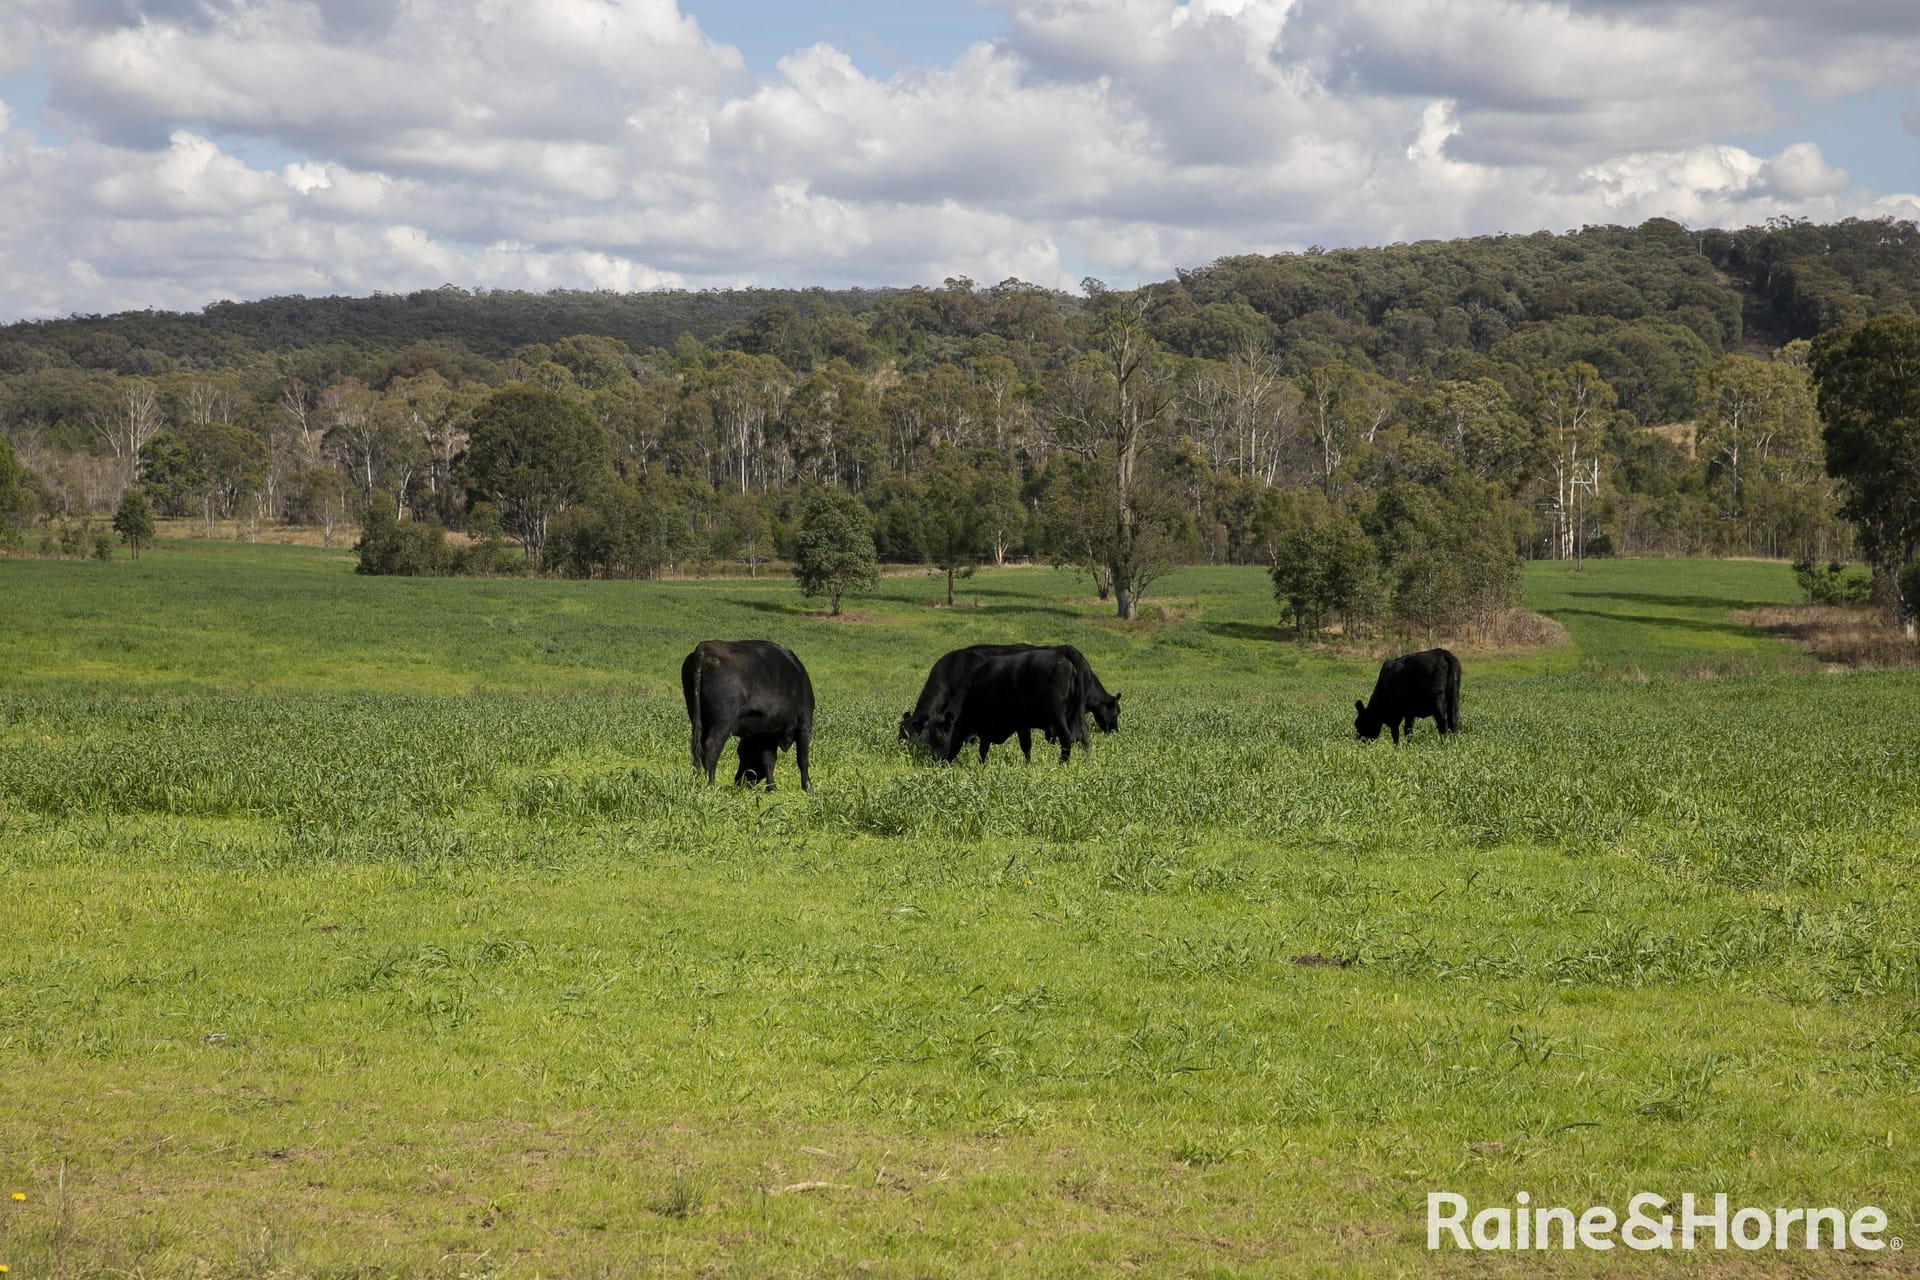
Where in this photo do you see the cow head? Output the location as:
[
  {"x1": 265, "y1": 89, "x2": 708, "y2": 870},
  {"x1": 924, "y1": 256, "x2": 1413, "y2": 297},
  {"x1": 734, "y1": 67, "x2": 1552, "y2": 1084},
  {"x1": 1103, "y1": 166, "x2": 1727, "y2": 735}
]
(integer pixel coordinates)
[
  {"x1": 898, "y1": 710, "x2": 922, "y2": 742},
  {"x1": 1090, "y1": 690, "x2": 1121, "y2": 733},
  {"x1": 1354, "y1": 699, "x2": 1385, "y2": 741},
  {"x1": 928, "y1": 710, "x2": 959, "y2": 756}
]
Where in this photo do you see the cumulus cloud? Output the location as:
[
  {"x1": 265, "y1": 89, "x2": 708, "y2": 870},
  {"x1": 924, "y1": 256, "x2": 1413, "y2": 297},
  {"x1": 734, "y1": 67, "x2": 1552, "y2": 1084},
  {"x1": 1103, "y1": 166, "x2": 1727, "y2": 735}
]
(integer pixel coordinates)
[{"x1": 0, "y1": 0, "x2": 1916, "y2": 319}]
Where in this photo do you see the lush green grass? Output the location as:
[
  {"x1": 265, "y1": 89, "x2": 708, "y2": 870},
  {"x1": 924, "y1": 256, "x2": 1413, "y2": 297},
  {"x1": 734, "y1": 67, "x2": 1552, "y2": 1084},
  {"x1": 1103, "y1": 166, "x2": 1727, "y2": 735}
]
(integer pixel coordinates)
[{"x1": 1, "y1": 547, "x2": 1915, "y2": 1277}]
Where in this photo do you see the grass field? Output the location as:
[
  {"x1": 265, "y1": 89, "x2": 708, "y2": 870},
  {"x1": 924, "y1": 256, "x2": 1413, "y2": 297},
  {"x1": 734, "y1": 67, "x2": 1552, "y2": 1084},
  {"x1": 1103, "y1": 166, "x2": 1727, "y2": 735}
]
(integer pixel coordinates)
[{"x1": 1, "y1": 545, "x2": 1916, "y2": 1277}]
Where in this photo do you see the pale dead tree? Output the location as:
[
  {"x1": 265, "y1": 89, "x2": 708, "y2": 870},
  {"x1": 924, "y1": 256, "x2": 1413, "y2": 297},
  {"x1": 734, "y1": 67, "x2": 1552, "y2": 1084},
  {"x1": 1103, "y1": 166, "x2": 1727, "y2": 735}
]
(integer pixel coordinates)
[
  {"x1": 702, "y1": 352, "x2": 791, "y2": 493},
  {"x1": 1046, "y1": 296, "x2": 1182, "y2": 620},
  {"x1": 391, "y1": 371, "x2": 467, "y2": 519},
  {"x1": 593, "y1": 376, "x2": 676, "y2": 479},
  {"x1": 971, "y1": 355, "x2": 1031, "y2": 455},
  {"x1": 1186, "y1": 363, "x2": 1237, "y2": 473},
  {"x1": 1535, "y1": 363, "x2": 1615, "y2": 560},
  {"x1": 38, "y1": 450, "x2": 122, "y2": 516},
  {"x1": 918, "y1": 363, "x2": 984, "y2": 451},
  {"x1": 88, "y1": 381, "x2": 162, "y2": 488},
  {"x1": 258, "y1": 417, "x2": 309, "y2": 524},
  {"x1": 186, "y1": 381, "x2": 234, "y2": 428},
  {"x1": 279, "y1": 378, "x2": 322, "y2": 455},
  {"x1": 1297, "y1": 363, "x2": 1374, "y2": 496},
  {"x1": 11, "y1": 426, "x2": 52, "y2": 488},
  {"x1": 1186, "y1": 344, "x2": 1301, "y2": 485},
  {"x1": 1694, "y1": 355, "x2": 1818, "y2": 551},
  {"x1": 321, "y1": 380, "x2": 386, "y2": 506},
  {"x1": 290, "y1": 464, "x2": 349, "y2": 548}
]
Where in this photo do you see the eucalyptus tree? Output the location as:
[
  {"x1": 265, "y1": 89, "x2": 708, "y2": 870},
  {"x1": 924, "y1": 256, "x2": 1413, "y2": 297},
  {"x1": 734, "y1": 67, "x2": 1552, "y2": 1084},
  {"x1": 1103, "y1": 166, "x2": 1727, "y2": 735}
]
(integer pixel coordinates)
[
  {"x1": 1046, "y1": 296, "x2": 1183, "y2": 620},
  {"x1": 1810, "y1": 314, "x2": 1920, "y2": 635},
  {"x1": 459, "y1": 383, "x2": 611, "y2": 569}
]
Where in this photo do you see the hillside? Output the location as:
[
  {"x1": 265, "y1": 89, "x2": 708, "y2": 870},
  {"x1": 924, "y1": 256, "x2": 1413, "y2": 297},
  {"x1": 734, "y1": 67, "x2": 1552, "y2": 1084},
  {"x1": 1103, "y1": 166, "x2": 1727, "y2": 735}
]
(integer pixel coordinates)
[{"x1": 2, "y1": 217, "x2": 1914, "y2": 385}]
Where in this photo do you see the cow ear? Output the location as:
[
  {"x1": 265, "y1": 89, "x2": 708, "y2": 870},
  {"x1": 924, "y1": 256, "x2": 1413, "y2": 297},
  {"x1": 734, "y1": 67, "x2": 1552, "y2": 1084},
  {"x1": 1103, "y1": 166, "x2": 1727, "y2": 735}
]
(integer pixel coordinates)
[{"x1": 1355, "y1": 699, "x2": 1365, "y2": 714}]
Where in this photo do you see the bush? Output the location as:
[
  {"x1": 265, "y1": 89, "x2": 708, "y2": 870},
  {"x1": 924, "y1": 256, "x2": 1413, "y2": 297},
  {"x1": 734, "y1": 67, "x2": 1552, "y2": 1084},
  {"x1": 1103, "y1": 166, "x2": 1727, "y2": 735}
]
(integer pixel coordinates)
[
  {"x1": 354, "y1": 494, "x2": 452, "y2": 576},
  {"x1": 1269, "y1": 494, "x2": 1381, "y2": 637},
  {"x1": 1793, "y1": 559, "x2": 1874, "y2": 605},
  {"x1": 1368, "y1": 476, "x2": 1521, "y2": 638},
  {"x1": 547, "y1": 482, "x2": 668, "y2": 580},
  {"x1": 456, "y1": 503, "x2": 523, "y2": 577}
]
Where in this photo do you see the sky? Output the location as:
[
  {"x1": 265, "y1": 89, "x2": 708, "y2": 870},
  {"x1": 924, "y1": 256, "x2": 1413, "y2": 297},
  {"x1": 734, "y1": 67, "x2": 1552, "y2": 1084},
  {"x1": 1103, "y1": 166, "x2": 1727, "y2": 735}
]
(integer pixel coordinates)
[{"x1": 0, "y1": 0, "x2": 1917, "y2": 322}]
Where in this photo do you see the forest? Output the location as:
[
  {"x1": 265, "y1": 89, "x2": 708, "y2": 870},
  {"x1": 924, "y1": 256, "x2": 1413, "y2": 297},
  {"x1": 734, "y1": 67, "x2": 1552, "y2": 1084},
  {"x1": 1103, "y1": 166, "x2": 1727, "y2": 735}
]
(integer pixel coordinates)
[{"x1": 3, "y1": 214, "x2": 1917, "y2": 629}]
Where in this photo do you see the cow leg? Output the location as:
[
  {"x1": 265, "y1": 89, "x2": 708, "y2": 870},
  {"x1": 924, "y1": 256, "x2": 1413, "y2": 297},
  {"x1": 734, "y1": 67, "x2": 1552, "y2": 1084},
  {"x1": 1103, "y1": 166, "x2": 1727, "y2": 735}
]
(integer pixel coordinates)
[
  {"x1": 1389, "y1": 722, "x2": 1401, "y2": 745},
  {"x1": 756, "y1": 741, "x2": 779, "y2": 792},
  {"x1": 1018, "y1": 727, "x2": 1032, "y2": 762},
  {"x1": 978, "y1": 738, "x2": 990, "y2": 763},
  {"x1": 700, "y1": 726, "x2": 730, "y2": 783}
]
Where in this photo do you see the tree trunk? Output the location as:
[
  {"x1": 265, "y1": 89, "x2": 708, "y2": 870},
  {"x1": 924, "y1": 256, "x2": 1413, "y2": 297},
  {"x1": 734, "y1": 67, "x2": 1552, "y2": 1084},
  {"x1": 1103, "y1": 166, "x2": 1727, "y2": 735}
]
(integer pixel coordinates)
[
  {"x1": 1114, "y1": 574, "x2": 1135, "y2": 621},
  {"x1": 1894, "y1": 555, "x2": 1918, "y2": 639},
  {"x1": 946, "y1": 566, "x2": 955, "y2": 607}
]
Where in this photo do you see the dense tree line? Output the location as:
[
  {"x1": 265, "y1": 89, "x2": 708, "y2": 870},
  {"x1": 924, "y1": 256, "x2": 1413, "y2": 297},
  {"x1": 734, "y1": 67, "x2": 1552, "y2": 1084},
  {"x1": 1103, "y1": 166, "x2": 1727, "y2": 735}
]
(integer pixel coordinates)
[{"x1": 6, "y1": 217, "x2": 1917, "y2": 635}]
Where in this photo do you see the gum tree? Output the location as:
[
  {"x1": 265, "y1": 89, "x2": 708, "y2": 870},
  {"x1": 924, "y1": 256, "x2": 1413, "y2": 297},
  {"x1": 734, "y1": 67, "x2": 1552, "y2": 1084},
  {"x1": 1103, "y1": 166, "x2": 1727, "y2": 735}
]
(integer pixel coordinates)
[
  {"x1": 792, "y1": 488, "x2": 878, "y2": 616},
  {"x1": 460, "y1": 384, "x2": 610, "y2": 569},
  {"x1": 1810, "y1": 314, "x2": 1920, "y2": 636}
]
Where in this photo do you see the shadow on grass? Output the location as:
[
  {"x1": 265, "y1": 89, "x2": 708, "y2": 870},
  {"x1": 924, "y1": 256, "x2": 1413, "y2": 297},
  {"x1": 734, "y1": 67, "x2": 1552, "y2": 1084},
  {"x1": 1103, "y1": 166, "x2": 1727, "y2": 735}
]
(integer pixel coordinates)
[
  {"x1": 1548, "y1": 607, "x2": 1760, "y2": 639},
  {"x1": 1203, "y1": 620, "x2": 1288, "y2": 644},
  {"x1": 1564, "y1": 590, "x2": 1780, "y2": 612},
  {"x1": 728, "y1": 597, "x2": 812, "y2": 616}
]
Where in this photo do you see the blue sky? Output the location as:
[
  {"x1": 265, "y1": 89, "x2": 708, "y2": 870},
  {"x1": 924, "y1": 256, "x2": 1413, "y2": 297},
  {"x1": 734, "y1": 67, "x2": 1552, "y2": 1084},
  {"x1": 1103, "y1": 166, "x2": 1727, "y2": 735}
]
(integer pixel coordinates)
[
  {"x1": 1730, "y1": 85, "x2": 1919, "y2": 198},
  {"x1": 685, "y1": 0, "x2": 1003, "y2": 77},
  {"x1": 1, "y1": 0, "x2": 1917, "y2": 320}
]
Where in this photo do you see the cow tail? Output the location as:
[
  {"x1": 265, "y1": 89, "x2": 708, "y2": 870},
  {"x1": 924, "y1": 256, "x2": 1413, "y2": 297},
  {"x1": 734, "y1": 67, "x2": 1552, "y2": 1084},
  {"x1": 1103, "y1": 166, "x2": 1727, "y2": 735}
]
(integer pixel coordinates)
[
  {"x1": 688, "y1": 646, "x2": 706, "y2": 771},
  {"x1": 1447, "y1": 653, "x2": 1462, "y2": 731}
]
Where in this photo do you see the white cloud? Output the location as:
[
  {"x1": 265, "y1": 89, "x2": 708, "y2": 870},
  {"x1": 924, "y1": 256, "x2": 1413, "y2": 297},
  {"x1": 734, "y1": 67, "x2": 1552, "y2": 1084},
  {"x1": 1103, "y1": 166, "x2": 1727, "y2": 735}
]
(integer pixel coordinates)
[
  {"x1": 0, "y1": 0, "x2": 1916, "y2": 319},
  {"x1": 1760, "y1": 142, "x2": 1849, "y2": 199}
]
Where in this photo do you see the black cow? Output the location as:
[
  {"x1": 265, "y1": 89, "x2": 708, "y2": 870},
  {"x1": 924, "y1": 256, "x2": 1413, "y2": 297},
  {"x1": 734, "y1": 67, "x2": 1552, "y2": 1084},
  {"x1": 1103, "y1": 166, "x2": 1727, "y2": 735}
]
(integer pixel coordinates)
[
  {"x1": 932, "y1": 648, "x2": 1085, "y2": 764},
  {"x1": 681, "y1": 640, "x2": 815, "y2": 790},
  {"x1": 898, "y1": 643, "x2": 1119, "y2": 751},
  {"x1": 1354, "y1": 647, "x2": 1461, "y2": 744}
]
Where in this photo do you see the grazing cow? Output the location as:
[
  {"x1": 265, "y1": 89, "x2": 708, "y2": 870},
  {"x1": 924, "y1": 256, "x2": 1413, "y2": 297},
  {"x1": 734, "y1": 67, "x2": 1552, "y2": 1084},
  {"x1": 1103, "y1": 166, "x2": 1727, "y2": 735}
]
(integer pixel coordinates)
[
  {"x1": 1354, "y1": 647, "x2": 1460, "y2": 744},
  {"x1": 898, "y1": 643, "x2": 1120, "y2": 750},
  {"x1": 681, "y1": 640, "x2": 815, "y2": 790},
  {"x1": 932, "y1": 647, "x2": 1085, "y2": 764}
]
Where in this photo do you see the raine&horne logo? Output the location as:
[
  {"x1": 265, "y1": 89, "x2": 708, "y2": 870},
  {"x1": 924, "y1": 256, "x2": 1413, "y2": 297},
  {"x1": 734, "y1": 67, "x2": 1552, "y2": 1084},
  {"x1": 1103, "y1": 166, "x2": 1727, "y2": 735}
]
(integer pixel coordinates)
[{"x1": 1427, "y1": 1191, "x2": 1902, "y2": 1252}]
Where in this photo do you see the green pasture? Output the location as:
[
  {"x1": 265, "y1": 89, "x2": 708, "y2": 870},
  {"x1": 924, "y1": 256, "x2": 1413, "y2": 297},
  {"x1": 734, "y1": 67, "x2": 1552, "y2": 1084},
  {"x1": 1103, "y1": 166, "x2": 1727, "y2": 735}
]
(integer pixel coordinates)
[{"x1": 0, "y1": 546, "x2": 1915, "y2": 1278}]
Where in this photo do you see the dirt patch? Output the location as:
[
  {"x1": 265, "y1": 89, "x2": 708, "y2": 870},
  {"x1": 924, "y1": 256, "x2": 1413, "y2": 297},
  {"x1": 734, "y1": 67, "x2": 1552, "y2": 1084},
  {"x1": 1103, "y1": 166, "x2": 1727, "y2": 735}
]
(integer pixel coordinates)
[
  {"x1": 1310, "y1": 609, "x2": 1569, "y2": 658},
  {"x1": 1291, "y1": 954, "x2": 1355, "y2": 970},
  {"x1": 1737, "y1": 605, "x2": 1920, "y2": 670}
]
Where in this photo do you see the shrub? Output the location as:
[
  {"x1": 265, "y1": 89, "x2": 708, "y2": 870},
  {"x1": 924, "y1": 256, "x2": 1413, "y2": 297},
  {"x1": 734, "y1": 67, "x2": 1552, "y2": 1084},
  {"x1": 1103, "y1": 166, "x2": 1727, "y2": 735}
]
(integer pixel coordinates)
[
  {"x1": 1793, "y1": 558, "x2": 1874, "y2": 605},
  {"x1": 354, "y1": 494, "x2": 452, "y2": 576},
  {"x1": 1269, "y1": 493, "x2": 1381, "y2": 637},
  {"x1": 547, "y1": 482, "x2": 667, "y2": 580},
  {"x1": 456, "y1": 502, "x2": 523, "y2": 577}
]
